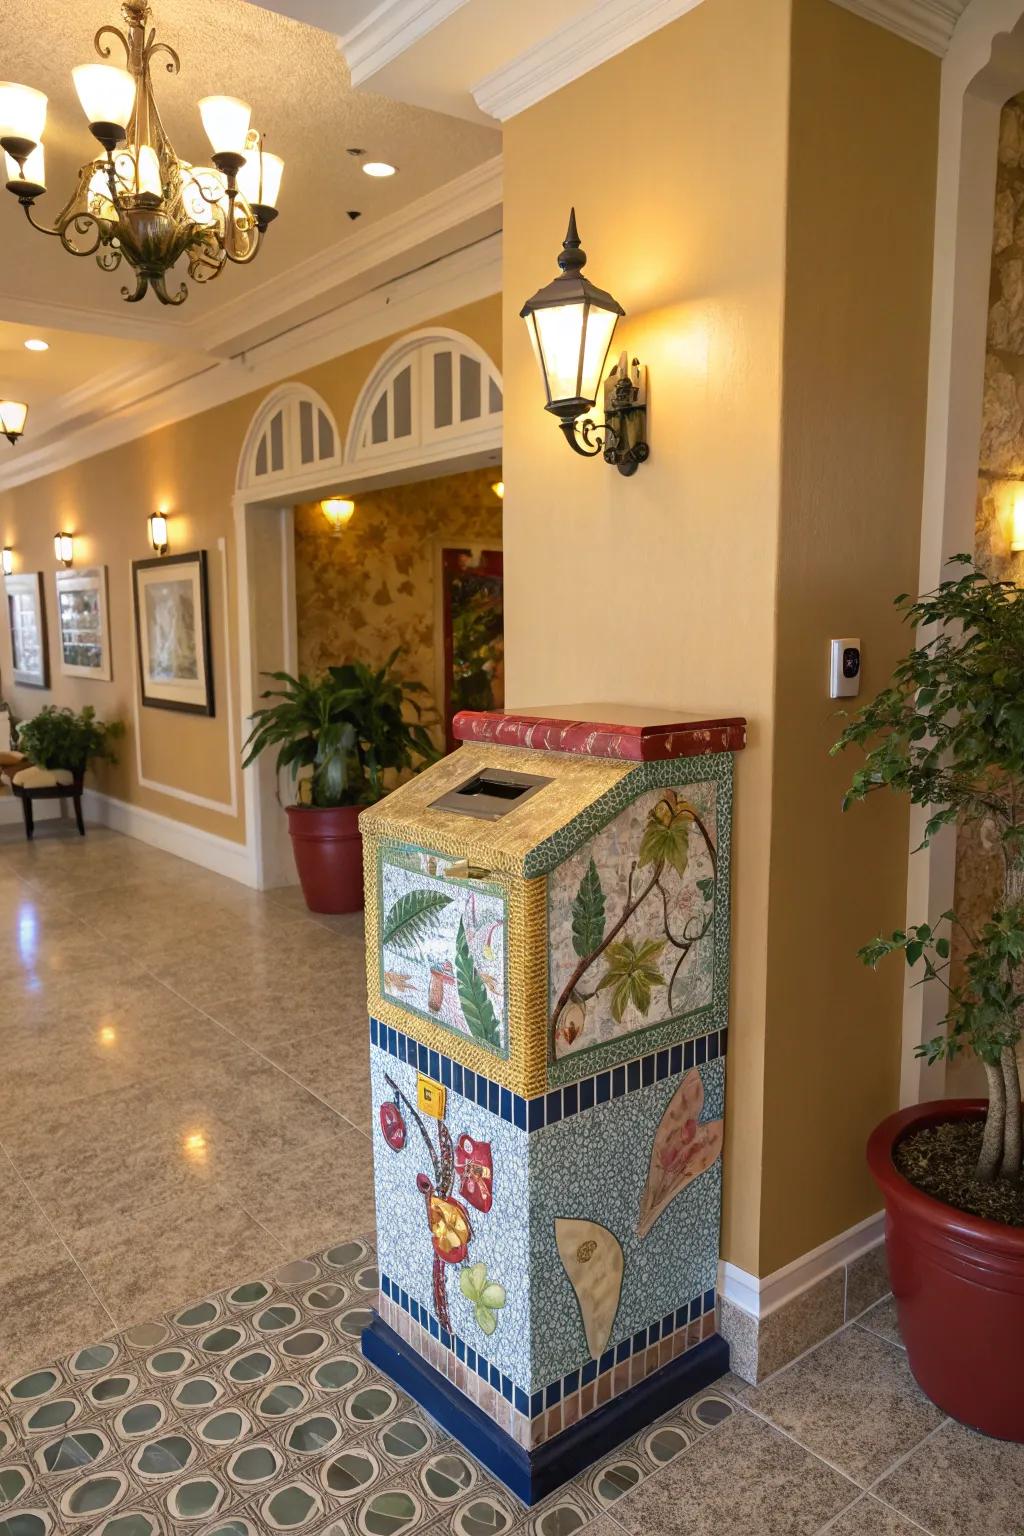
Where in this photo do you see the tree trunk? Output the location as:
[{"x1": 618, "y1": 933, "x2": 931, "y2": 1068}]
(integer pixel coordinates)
[
  {"x1": 978, "y1": 1061, "x2": 1007, "y2": 1183},
  {"x1": 1000, "y1": 1045, "x2": 1023, "y2": 1182}
]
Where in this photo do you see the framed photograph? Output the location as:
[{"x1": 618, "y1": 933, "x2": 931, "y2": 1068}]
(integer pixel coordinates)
[
  {"x1": 440, "y1": 546, "x2": 504, "y2": 750},
  {"x1": 55, "y1": 565, "x2": 112, "y2": 681},
  {"x1": 5, "y1": 572, "x2": 49, "y2": 689},
  {"x1": 132, "y1": 550, "x2": 214, "y2": 716}
]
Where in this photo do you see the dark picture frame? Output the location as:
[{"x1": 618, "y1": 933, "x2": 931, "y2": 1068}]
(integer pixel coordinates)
[
  {"x1": 6, "y1": 571, "x2": 50, "y2": 690},
  {"x1": 131, "y1": 550, "x2": 215, "y2": 716}
]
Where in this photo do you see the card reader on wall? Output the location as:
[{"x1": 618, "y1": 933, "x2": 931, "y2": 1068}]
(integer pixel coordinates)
[{"x1": 429, "y1": 767, "x2": 552, "y2": 820}]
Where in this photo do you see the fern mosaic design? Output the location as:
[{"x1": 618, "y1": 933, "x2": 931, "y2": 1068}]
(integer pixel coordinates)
[{"x1": 378, "y1": 844, "x2": 508, "y2": 1058}]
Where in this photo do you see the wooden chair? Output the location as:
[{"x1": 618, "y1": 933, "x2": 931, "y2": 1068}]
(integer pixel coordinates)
[{"x1": 0, "y1": 756, "x2": 86, "y2": 840}]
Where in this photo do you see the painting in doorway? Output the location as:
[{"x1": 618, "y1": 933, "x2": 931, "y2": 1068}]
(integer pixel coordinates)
[{"x1": 441, "y1": 548, "x2": 503, "y2": 750}]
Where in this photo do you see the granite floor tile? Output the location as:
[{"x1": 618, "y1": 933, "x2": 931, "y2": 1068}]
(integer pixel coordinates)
[
  {"x1": 0, "y1": 1154, "x2": 66, "y2": 1285},
  {"x1": 231, "y1": 1130, "x2": 377, "y2": 1253},
  {"x1": 202, "y1": 990, "x2": 361, "y2": 1050},
  {"x1": 609, "y1": 1408, "x2": 856, "y2": 1536},
  {"x1": 855, "y1": 1296, "x2": 902, "y2": 1350},
  {"x1": 737, "y1": 1327, "x2": 945, "y2": 1486},
  {"x1": 0, "y1": 1255, "x2": 114, "y2": 1380},
  {"x1": 261, "y1": 1025, "x2": 372, "y2": 1131},
  {"x1": 65, "y1": 1194, "x2": 285, "y2": 1327},
  {"x1": 818, "y1": 1497, "x2": 933, "y2": 1535},
  {"x1": 844, "y1": 1244, "x2": 890, "y2": 1322},
  {"x1": 874, "y1": 1419, "x2": 1024, "y2": 1536}
]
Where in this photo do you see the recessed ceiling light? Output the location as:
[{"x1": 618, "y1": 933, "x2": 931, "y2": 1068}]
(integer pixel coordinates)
[
  {"x1": 24, "y1": 338, "x2": 48, "y2": 352},
  {"x1": 362, "y1": 161, "x2": 397, "y2": 178}
]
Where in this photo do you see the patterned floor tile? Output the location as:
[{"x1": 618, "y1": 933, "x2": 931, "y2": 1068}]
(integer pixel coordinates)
[{"x1": 874, "y1": 1418, "x2": 1024, "y2": 1536}]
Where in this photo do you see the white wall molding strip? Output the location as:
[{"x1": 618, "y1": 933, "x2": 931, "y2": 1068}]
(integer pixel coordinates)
[
  {"x1": 0, "y1": 795, "x2": 62, "y2": 827},
  {"x1": 83, "y1": 789, "x2": 259, "y2": 886},
  {"x1": 342, "y1": 0, "x2": 470, "y2": 87},
  {"x1": 472, "y1": 0, "x2": 707, "y2": 122},
  {"x1": 828, "y1": 0, "x2": 967, "y2": 55},
  {"x1": 0, "y1": 234, "x2": 502, "y2": 495},
  {"x1": 719, "y1": 1210, "x2": 885, "y2": 1320}
]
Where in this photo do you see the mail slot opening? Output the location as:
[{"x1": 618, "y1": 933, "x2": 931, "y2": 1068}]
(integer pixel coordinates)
[{"x1": 429, "y1": 768, "x2": 552, "y2": 821}]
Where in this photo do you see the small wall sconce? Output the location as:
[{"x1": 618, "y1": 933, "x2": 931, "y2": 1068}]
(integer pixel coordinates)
[
  {"x1": 54, "y1": 531, "x2": 74, "y2": 567},
  {"x1": 1, "y1": 548, "x2": 13, "y2": 577},
  {"x1": 1013, "y1": 487, "x2": 1024, "y2": 554},
  {"x1": 0, "y1": 399, "x2": 28, "y2": 446},
  {"x1": 492, "y1": 480, "x2": 505, "y2": 500},
  {"x1": 148, "y1": 512, "x2": 169, "y2": 554},
  {"x1": 519, "y1": 209, "x2": 649, "y2": 476},
  {"x1": 321, "y1": 497, "x2": 355, "y2": 535}
]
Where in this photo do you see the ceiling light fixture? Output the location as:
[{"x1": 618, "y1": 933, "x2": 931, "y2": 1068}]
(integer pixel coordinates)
[
  {"x1": 23, "y1": 338, "x2": 48, "y2": 352},
  {"x1": 0, "y1": 400, "x2": 28, "y2": 445},
  {"x1": 362, "y1": 161, "x2": 396, "y2": 178},
  {"x1": 0, "y1": 0, "x2": 284, "y2": 308},
  {"x1": 520, "y1": 209, "x2": 649, "y2": 475}
]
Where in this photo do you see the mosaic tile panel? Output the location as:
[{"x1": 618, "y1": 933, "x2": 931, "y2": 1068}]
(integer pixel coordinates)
[
  {"x1": 378, "y1": 846, "x2": 509, "y2": 1060},
  {"x1": 0, "y1": 1234, "x2": 738, "y2": 1536}
]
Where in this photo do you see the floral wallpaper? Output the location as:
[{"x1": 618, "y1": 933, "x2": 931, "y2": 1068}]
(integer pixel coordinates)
[
  {"x1": 950, "y1": 95, "x2": 1024, "y2": 1089},
  {"x1": 294, "y1": 467, "x2": 503, "y2": 750}
]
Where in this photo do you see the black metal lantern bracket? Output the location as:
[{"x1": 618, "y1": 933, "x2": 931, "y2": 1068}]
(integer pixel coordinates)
[{"x1": 564, "y1": 350, "x2": 649, "y2": 476}]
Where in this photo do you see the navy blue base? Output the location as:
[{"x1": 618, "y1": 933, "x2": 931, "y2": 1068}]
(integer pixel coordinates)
[{"x1": 362, "y1": 1315, "x2": 730, "y2": 1505}]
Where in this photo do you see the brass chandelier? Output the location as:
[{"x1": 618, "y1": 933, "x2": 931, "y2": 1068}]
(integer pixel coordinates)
[{"x1": 0, "y1": 0, "x2": 284, "y2": 306}]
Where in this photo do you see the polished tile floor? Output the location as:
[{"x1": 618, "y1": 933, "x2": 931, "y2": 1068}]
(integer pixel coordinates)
[{"x1": 1, "y1": 825, "x2": 1021, "y2": 1536}]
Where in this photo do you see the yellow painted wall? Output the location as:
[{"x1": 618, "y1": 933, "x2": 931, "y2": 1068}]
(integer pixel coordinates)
[
  {"x1": 501, "y1": 0, "x2": 793, "y2": 1275},
  {"x1": 501, "y1": 0, "x2": 939, "y2": 1274},
  {"x1": 759, "y1": 0, "x2": 940, "y2": 1273},
  {"x1": 0, "y1": 296, "x2": 502, "y2": 845}
]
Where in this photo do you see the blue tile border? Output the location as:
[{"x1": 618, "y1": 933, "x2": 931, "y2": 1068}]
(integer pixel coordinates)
[
  {"x1": 379, "y1": 1267, "x2": 712, "y2": 1417},
  {"x1": 370, "y1": 1018, "x2": 727, "y2": 1135}
]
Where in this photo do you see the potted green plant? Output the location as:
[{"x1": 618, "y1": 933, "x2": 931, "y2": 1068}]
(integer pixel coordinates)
[
  {"x1": 833, "y1": 556, "x2": 1024, "y2": 1441},
  {"x1": 242, "y1": 648, "x2": 438, "y2": 913},
  {"x1": 15, "y1": 704, "x2": 123, "y2": 781}
]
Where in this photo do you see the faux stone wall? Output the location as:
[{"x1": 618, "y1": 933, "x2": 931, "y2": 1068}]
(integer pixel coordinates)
[
  {"x1": 294, "y1": 467, "x2": 502, "y2": 751},
  {"x1": 949, "y1": 95, "x2": 1024, "y2": 1091}
]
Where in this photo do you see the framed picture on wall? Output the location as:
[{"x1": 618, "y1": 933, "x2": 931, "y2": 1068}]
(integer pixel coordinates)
[
  {"x1": 5, "y1": 572, "x2": 49, "y2": 689},
  {"x1": 55, "y1": 565, "x2": 112, "y2": 681},
  {"x1": 440, "y1": 546, "x2": 504, "y2": 750},
  {"x1": 132, "y1": 550, "x2": 214, "y2": 716}
]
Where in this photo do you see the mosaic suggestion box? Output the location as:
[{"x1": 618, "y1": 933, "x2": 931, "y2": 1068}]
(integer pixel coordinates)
[{"x1": 360, "y1": 706, "x2": 746, "y2": 1502}]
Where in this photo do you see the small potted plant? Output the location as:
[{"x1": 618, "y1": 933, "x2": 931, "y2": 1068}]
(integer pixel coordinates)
[
  {"x1": 833, "y1": 556, "x2": 1024, "y2": 1441},
  {"x1": 15, "y1": 704, "x2": 123, "y2": 784},
  {"x1": 242, "y1": 648, "x2": 438, "y2": 913}
]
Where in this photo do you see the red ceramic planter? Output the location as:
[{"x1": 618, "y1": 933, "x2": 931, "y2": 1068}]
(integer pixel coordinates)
[
  {"x1": 867, "y1": 1100, "x2": 1024, "y2": 1442},
  {"x1": 286, "y1": 804, "x2": 364, "y2": 914}
]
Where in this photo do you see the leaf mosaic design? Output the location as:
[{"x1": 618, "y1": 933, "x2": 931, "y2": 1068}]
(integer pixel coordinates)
[
  {"x1": 571, "y1": 858, "x2": 606, "y2": 958},
  {"x1": 596, "y1": 937, "x2": 666, "y2": 1023},
  {"x1": 459, "y1": 1262, "x2": 507, "y2": 1336},
  {"x1": 637, "y1": 1069, "x2": 723, "y2": 1238},
  {"x1": 554, "y1": 1218, "x2": 623, "y2": 1359},
  {"x1": 455, "y1": 918, "x2": 501, "y2": 1048},
  {"x1": 382, "y1": 890, "x2": 453, "y2": 956}
]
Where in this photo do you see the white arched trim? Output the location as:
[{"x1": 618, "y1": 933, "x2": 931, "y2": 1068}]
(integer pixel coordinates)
[
  {"x1": 344, "y1": 327, "x2": 503, "y2": 476},
  {"x1": 901, "y1": 0, "x2": 1024, "y2": 1105},
  {"x1": 236, "y1": 383, "x2": 343, "y2": 496}
]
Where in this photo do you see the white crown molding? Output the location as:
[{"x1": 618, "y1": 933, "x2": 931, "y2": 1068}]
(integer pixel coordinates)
[
  {"x1": 341, "y1": 0, "x2": 470, "y2": 87},
  {"x1": 471, "y1": 0, "x2": 707, "y2": 122},
  {"x1": 827, "y1": 0, "x2": 966, "y2": 56},
  {"x1": 719, "y1": 1210, "x2": 885, "y2": 1320},
  {"x1": 0, "y1": 233, "x2": 502, "y2": 493}
]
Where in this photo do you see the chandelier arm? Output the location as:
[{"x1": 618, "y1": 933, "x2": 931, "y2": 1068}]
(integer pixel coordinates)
[
  {"x1": 94, "y1": 24, "x2": 130, "y2": 63},
  {"x1": 59, "y1": 213, "x2": 106, "y2": 259},
  {"x1": 122, "y1": 272, "x2": 149, "y2": 302},
  {"x1": 21, "y1": 202, "x2": 64, "y2": 238},
  {"x1": 101, "y1": 153, "x2": 128, "y2": 219},
  {"x1": 145, "y1": 40, "x2": 180, "y2": 74}
]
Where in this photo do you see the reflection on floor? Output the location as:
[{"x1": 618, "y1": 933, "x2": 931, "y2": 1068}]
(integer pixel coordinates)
[{"x1": 1, "y1": 827, "x2": 1022, "y2": 1536}]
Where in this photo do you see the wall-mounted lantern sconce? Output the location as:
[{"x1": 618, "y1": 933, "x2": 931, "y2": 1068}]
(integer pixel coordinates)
[
  {"x1": 321, "y1": 497, "x2": 355, "y2": 535},
  {"x1": 519, "y1": 209, "x2": 649, "y2": 476},
  {"x1": 1, "y1": 548, "x2": 13, "y2": 576},
  {"x1": 0, "y1": 399, "x2": 28, "y2": 446},
  {"x1": 148, "y1": 512, "x2": 169, "y2": 555},
  {"x1": 1013, "y1": 487, "x2": 1024, "y2": 554},
  {"x1": 54, "y1": 531, "x2": 74, "y2": 567},
  {"x1": 492, "y1": 480, "x2": 504, "y2": 500}
]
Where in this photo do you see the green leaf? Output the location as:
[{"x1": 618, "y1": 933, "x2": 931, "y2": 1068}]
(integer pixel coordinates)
[
  {"x1": 382, "y1": 890, "x2": 453, "y2": 956},
  {"x1": 455, "y1": 918, "x2": 502, "y2": 1049},
  {"x1": 571, "y1": 858, "x2": 606, "y2": 958},
  {"x1": 479, "y1": 1282, "x2": 506, "y2": 1309},
  {"x1": 475, "y1": 1304, "x2": 498, "y2": 1335},
  {"x1": 637, "y1": 795, "x2": 693, "y2": 876},
  {"x1": 596, "y1": 936, "x2": 666, "y2": 1022},
  {"x1": 459, "y1": 1263, "x2": 487, "y2": 1301}
]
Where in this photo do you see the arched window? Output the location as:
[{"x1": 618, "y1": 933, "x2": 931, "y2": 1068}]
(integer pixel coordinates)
[
  {"x1": 237, "y1": 384, "x2": 342, "y2": 494},
  {"x1": 345, "y1": 329, "x2": 502, "y2": 471}
]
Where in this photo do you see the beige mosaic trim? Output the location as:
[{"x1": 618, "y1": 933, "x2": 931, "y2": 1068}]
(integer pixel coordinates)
[
  {"x1": 362, "y1": 833, "x2": 550, "y2": 1097},
  {"x1": 377, "y1": 1293, "x2": 718, "y2": 1451}
]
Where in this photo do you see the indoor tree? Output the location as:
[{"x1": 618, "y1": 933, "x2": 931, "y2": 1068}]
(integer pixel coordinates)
[{"x1": 833, "y1": 556, "x2": 1024, "y2": 1184}]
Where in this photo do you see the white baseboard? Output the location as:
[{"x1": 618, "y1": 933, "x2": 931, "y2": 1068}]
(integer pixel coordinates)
[
  {"x1": 83, "y1": 790, "x2": 259, "y2": 888},
  {"x1": 719, "y1": 1210, "x2": 885, "y2": 1319},
  {"x1": 0, "y1": 795, "x2": 63, "y2": 826}
]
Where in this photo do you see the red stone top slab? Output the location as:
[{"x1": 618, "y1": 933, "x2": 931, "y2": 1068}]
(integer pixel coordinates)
[{"x1": 452, "y1": 705, "x2": 747, "y2": 762}]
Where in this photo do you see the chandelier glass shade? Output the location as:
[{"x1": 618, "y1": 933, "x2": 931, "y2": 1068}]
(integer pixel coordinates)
[{"x1": 0, "y1": 1, "x2": 283, "y2": 307}]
